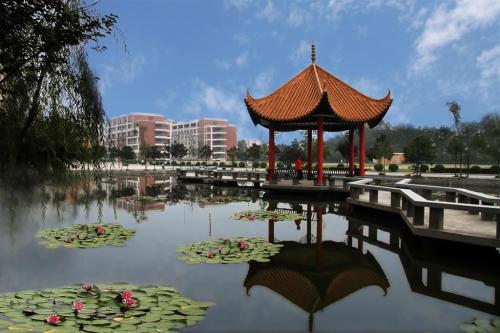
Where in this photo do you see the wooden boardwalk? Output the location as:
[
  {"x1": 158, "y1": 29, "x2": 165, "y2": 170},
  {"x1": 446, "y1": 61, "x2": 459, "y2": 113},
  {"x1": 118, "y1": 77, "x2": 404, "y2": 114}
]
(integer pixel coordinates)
[{"x1": 347, "y1": 179, "x2": 500, "y2": 248}]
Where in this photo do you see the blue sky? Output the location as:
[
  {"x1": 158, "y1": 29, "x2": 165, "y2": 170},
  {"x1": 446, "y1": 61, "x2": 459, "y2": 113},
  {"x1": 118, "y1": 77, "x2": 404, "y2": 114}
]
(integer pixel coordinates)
[{"x1": 88, "y1": 0, "x2": 500, "y2": 142}]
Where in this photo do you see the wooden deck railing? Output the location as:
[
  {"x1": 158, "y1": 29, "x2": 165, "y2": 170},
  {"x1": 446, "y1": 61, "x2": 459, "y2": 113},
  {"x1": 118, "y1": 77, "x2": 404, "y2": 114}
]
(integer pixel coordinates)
[{"x1": 348, "y1": 178, "x2": 500, "y2": 240}]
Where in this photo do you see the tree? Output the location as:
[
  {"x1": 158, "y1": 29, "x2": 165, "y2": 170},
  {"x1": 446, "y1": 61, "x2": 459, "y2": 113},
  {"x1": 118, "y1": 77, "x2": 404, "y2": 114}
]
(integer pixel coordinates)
[
  {"x1": 150, "y1": 146, "x2": 162, "y2": 170},
  {"x1": 167, "y1": 142, "x2": 188, "y2": 162},
  {"x1": 0, "y1": 1, "x2": 117, "y2": 174},
  {"x1": 227, "y1": 146, "x2": 238, "y2": 167},
  {"x1": 335, "y1": 137, "x2": 357, "y2": 162},
  {"x1": 403, "y1": 135, "x2": 436, "y2": 176},
  {"x1": 139, "y1": 125, "x2": 151, "y2": 171},
  {"x1": 277, "y1": 140, "x2": 305, "y2": 167},
  {"x1": 199, "y1": 145, "x2": 212, "y2": 162},
  {"x1": 246, "y1": 144, "x2": 261, "y2": 169},
  {"x1": 446, "y1": 101, "x2": 466, "y2": 176},
  {"x1": 120, "y1": 146, "x2": 135, "y2": 171},
  {"x1": 474, "y1": 114, "x2": 500, "y2": 178},
  {"x1": 368, "y1": 134, "x2": 393, "y2": 172},
  {"x1": 446, "y1": 136, "x2": 465, "y2": 177},
  {"x1": 447, "y1": 101, "x2": 462, "y2": 135}
]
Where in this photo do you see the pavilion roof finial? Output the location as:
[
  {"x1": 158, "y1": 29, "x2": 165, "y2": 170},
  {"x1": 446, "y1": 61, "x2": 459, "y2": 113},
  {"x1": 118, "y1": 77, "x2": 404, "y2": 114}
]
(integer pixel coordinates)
[{"x1": 311, "y1": 41, "x2": 316, "y2": 64}]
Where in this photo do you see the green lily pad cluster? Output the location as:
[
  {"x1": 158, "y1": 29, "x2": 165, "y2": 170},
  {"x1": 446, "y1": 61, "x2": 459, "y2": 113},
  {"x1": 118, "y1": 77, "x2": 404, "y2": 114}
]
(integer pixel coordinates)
[
  {"x1": 177, "y1": 237, "x2": 283, "y2": 264},
  {"x1": 202, "y1": 195, "x2": 250, "y2": 204},
  {"x1": 0, "y1": 283, "x2": 214, "y2": 333},
  {"x1": 461, "y1": 319, "x2": 500, "y2": 333},
  {"x1": 231, "y1": 210, "x2": 303, "y2": 222},
  {"x1": 37, "y1": 224, "x2": 135, "y2": 249}
]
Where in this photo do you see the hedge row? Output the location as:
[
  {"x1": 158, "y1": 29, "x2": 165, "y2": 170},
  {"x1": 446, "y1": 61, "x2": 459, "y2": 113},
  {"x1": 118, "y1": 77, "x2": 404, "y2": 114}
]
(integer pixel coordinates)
[{"x1": 431, "y1": 164, "x2": 499, "y2": 174}]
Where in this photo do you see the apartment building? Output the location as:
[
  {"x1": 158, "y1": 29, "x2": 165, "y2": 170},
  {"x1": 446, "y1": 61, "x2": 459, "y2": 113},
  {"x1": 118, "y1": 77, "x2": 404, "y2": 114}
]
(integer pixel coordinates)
[
  {"x1": 108, "y1": 113, "x2": 172, "y2": 155},
  {"x1": 171, "y1": 119, "x2": 237, "y2": 160}
]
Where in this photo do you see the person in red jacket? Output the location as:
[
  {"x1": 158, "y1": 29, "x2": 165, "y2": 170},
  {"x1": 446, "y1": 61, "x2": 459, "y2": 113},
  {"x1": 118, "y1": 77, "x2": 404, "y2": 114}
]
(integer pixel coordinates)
[{"x1": 295, "y1": 159, "x2": 303, "y2": 180}]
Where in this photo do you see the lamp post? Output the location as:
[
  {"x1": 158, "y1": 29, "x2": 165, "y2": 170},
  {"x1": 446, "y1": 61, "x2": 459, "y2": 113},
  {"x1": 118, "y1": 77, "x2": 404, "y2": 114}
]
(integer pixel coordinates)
[{"x1": 464, "y1": 146, "x2": 469, "y2": 178}]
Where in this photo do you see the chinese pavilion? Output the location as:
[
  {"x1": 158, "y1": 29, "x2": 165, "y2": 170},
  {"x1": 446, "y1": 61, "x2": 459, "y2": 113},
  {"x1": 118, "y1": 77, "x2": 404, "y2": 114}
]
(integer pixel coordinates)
[{"x1": 244, "y1": 43, "x2": 393, "y2": 182}]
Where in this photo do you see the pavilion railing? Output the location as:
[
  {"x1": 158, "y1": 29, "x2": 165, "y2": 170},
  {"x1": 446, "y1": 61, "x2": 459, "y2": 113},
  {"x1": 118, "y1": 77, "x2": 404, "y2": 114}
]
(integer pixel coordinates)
[{"x1": 266, "y1": 168, "x2": 350, "y2": 182}]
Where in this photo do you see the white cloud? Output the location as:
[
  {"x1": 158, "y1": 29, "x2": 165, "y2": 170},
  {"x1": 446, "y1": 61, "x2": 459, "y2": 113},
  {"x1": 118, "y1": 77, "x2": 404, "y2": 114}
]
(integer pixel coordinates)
[
  {"x1": 477, "y1": 44, "x2": 500, "y2": 84},
  {"x1": 214, "y1": 59, "x2": 232, "y2": 70},
  {"x1": 214, "y1": 52, "x2": 250, "y2": 70},
  {"x1": 223, "y1": 0, "x2": 254, "y2": 11},
  {"x1": 290, "y1": 40, "x2": 311, "y2": 66},
  {"x1": 234, "y1": 32, "x2": 250, "y2": 45},
  {"x1": 287, "y1": 5, "x2": 306, "y2": 26},
  {"x1": 411, "y1": 0, "x2": 500, "y2": 74},
  {"x1": 97, "y1": 55, "x2": 146, "y2": 94},
  {"x1": 257, "y1": 1, "x2": 280, "y2": 23},
  {"x1": 235, "y1": 52, "x2": 249, "y2": 67},
  {"x1": 351, "y1": 77, "x2": 386, "y2": 98},
  {"x1": 252, "y1": 69, "x2": 274, "y2": 96}
]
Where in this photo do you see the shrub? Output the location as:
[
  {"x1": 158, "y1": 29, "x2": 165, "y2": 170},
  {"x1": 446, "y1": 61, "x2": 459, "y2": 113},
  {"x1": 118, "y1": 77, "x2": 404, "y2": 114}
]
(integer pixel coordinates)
[
  {"x1": 180, "y1": 161, "x2": 186, "y2": 166},
  {"x1": 260, "y1": 162, "x2": 267, "y2": 168},
  {"x1": 469, "y1": 165, "x2": 481, "y2": 174},
  {"x1": 277, "y1": 162, "x2": 284, "y2": 169},
  {"x1": 252, "y1": 161, "x2": 259, "y2": 168},
  {"x1": 186, "y1": 161, "x2": 192, "y2": 166},
  {"x1": 164, "y1": 161, "x2": 170, "y2": 166},
  {"x1": 337, "y1": 163, "x2": 344, "y2": 168},
  {"x1": 421, "y1": 164, "x2": 429, "y2": 173},
  {"x1": 195, "y1": 161, "x2": 201, "y2": 166},
  {"x1": 374, "y1": 163, "x2": 384, "y2": 172},
  {"x1": 219, "y1": 162, "x2": 225, "y2": 167},
  {"x1": 212, "y1": 162, "x2": 218, "y2": 166},
  {"x1": 171, "y1": 161, "x2": 177, "y2": 166},
  {"x1": 232, "y1": 162, "x2": 237, "y2": 167},
  {"x1": 491, "y1": 165, "x2": 500, "y2": 174},
  {"x1": 238, "y1": 161, "x2": 245, "y2": 168},
  {"x1": 389, "y1": 163, "x2": 399, "y2": 172},
  {"x1": 202, "y1": 161, "x2": 207, "y2": 166},
  {"x1": 431, "y1": 164, "x2": 446, "y2": 173}
]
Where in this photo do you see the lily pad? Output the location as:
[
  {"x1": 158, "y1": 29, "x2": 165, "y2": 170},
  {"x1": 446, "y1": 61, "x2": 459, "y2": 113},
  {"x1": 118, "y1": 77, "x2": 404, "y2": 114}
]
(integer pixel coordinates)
[
  {"x1": 177, "y1": 237, "x2": 283, "y2": 264},
  {"x1": 37, "y1": 224, "x2": 135, "y2": 249},
  {"x1": 0, "y1": 283, "x2": 213, "y2": 333},
  {"x1": 231, "y1": 210, "x2": 302, "y2": 222}
]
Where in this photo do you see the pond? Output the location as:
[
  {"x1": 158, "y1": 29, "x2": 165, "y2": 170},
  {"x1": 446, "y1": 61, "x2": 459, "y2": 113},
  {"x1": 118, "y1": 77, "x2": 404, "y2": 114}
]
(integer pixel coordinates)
[{"x1": 0, "y1": 174, "x2": 498, "y2": 332}]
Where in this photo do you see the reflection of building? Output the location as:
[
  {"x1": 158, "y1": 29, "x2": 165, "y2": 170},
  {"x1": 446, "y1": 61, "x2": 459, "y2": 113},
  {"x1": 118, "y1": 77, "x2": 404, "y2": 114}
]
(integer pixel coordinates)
[
  {"x1": 245, "y1": 204, "x2": 389, "y2": 332},
  {"x1": 346, "y1": 215, "x2": 500, "y2": 316},
  {"x1": 108, "y1": 113, "x2": 172, "y2": 155},
  {"x1": 171, "y1": 118, "x2": 237, "y2": 160}
]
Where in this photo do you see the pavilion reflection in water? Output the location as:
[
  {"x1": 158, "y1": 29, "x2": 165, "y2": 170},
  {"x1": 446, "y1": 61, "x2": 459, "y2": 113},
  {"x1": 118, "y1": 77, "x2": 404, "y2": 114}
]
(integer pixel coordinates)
[
  {"x1": 244, "y1": 198, "x2": 500, "y2": 332},
  {"x1": 245, "y1": 202, "x2": 390, "y2": 332}
]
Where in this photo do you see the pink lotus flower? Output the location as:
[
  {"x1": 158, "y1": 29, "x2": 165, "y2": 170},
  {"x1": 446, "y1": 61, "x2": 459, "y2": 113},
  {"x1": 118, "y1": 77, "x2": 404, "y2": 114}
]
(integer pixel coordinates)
[
  {"x1": 218, "y1": 245, "x2": 224, "y2": 252},
  {"x1": 47, "y1": 313, "x2": 60, "y2": 326},
  {"x1": 96, "y1": 226, "x2": 105, "y2": 235},
  {"x1": 82, "y1": 283, "x2": 93, "y2": 292},
  {"x1": 122, "y1": 297, "x2": 136, "y2": 307},
  {"x1": 72, "y1": 300, "x2": 84, "y2": 312},
  {"x1": 121, "y1": 290, "x2": 133, "y2": 299},
  {"x1": 80, "y1": 224, "x2": 87, "y2": 229},
  {"x1": 239, "y1": 240, "x2": 248, "y2": 250},
  {"x1": 207, "y1": 252, "x2": 214, "y2": 258},
  {"x1": 65, "y1": 236, "x2": 73, "y2": 243},
  {"x1": 76, "y1": 231, "x2": 81, "y2": 238}
]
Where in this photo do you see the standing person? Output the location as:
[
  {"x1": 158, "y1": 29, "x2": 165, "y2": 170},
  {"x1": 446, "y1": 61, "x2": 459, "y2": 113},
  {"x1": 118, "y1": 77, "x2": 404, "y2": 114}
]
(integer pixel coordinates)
[{"x1": 295, "y1": 159, "x2": 303, "y2": 180}]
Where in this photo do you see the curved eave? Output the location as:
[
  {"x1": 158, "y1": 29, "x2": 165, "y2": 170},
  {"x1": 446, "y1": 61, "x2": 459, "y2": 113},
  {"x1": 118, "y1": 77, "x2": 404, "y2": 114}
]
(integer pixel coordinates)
[{"x1": 244, "y1": 90, "x2": 392, "y2": 130}]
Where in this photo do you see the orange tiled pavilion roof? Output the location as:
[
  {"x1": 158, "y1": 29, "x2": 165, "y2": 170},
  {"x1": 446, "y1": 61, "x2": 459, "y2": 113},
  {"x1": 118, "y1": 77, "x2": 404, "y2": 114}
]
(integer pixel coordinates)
[{"x1": 244, "y1": 44, "x2": 392, "y2": 131}]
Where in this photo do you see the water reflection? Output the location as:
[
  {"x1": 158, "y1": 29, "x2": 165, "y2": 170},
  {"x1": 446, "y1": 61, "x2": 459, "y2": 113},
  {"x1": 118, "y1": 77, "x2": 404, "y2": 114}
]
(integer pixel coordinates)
[
  {"x1": 245, "y1": 206, "x2": 389, "y2": 332},
  {"x1": 0, "y1": 175, "x2": 498, "y2": 332}
]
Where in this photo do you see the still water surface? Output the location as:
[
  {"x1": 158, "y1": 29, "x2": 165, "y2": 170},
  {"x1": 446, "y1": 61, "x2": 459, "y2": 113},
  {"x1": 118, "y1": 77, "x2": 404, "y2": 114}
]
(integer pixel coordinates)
[{"x1": 0, "y1": 175, "x2": 499, "y2": 332}]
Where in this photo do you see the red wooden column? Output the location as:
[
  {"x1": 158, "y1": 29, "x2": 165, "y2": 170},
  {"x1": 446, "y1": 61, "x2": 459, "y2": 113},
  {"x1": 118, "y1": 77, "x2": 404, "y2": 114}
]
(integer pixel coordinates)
[
  {"x1": 307, "y1": 129, "x2": 313, "y2": 176},
  {"x1": 358, "y1": 124, "x2": 365, "y2": 176},
  {"x1": 348, "y1": 128, "x2": 355, "y2": 176},
  {"x1": 317, "y1": 118, "x2": 324, "y2": 184},
  {"x1": 268, "y1": 126, "x2": 275, "y2": 180},
  {"x1": 315, "y1": 206, "x2": 323, "y2": 268}
]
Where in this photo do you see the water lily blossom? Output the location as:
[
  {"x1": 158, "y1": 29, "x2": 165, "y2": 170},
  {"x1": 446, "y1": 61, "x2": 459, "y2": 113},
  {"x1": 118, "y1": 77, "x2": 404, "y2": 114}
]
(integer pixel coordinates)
[
  {"x1": 65, "y1": 236, "x2": 73, "y2": 243},
  {"x1": 47, "y1": 313, "x2": 60, "y2": 326},
  {"x1": 218, "y1": 245, "x2": 224, "y2": 252},
  {"x1": 95, "y1": 226, "x2": 105, "y2": 235},
  {"x1": 121, "y1": 290, "x2": 133, "y2": 299},
  {"x1": 207, "y1": 252, "x2": 214, "y2": 258},
  {"x1": 76, "y1": 231, "x2": 81, "y2": 239},
  {"x1": 239, "y1": 240, "x2": 248, "y2": 250},
  {"x1": 72, "y1": 300, "x2": 85, "y2": 312},
  {"x1": 122, "y1": 297, "x2": 136, "y2": 307},
  {"x1": 82, "y1": 283, "x2": 93, "y2": 292}
]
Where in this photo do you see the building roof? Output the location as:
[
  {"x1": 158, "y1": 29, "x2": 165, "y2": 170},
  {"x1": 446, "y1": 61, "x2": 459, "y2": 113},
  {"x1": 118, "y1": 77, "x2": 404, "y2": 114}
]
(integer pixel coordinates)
[{"x1": 244, "y1": 45, "x2": 392, "y2": 131}]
